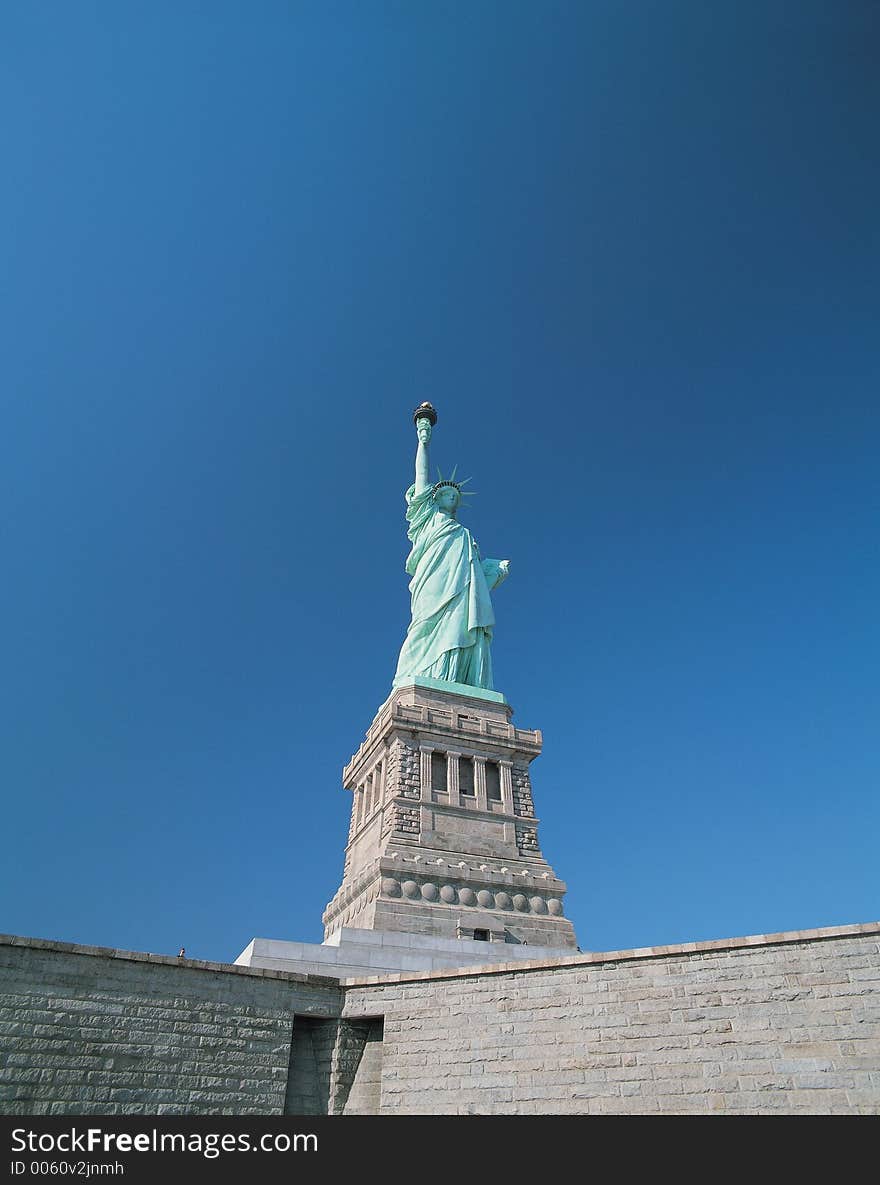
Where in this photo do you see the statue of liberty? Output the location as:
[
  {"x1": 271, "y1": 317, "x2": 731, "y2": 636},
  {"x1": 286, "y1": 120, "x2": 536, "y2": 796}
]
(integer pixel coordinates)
[{"x1": 393, "y1": 403, "x2": 510, "y2": 691}]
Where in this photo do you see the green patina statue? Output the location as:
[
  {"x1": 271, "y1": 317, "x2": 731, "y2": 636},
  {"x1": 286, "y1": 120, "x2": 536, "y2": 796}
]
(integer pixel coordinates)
[{"x1": 393, "y1": 402, "x2": 510, "y2": 692}]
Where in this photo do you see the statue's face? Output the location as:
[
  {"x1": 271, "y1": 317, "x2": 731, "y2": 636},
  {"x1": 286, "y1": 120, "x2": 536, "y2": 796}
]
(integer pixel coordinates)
[{"x1": 435, "y1": 486, "x2": 460, "y2": 514}]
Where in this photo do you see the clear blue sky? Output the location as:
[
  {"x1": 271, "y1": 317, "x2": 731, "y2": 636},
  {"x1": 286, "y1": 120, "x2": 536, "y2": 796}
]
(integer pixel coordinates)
[{"x1": 2, "y1": 2, "x2": 877, "y2": 962}]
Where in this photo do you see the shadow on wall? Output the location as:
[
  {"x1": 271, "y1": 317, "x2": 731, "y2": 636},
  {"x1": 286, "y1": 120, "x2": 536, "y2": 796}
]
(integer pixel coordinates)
[{"x1": 284, "y1": 1016, "x2": 384, "y2": 1116}]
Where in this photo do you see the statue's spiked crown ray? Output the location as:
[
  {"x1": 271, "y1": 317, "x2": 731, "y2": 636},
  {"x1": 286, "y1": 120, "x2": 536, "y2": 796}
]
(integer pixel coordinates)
[{"x1": 433, "y1": 464, "x2": 476, "y2": 503}]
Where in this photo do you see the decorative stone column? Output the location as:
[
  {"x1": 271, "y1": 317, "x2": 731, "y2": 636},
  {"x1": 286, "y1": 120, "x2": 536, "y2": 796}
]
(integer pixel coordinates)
[
  {"x1": 419, "y1": 747, "x2": 433, "y2": 802},
  {"x1": 499, "y1": 759, "x2": 514, "y2": 814},
  {"x1": 474, "y1": 756, "x2": 487, "y2": 811},
  {"x1": 446, "y1": 751, "x2": 461, "y2": 808}
]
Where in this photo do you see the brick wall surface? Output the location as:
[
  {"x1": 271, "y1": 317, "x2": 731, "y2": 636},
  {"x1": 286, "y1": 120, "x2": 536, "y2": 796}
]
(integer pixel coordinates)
[
  {"x1": 342, "y1": 924, "x2": 880, "y2": 1114},
  {"x1": 0, "y1": 936, "x2": 341, "y2": 1116}
]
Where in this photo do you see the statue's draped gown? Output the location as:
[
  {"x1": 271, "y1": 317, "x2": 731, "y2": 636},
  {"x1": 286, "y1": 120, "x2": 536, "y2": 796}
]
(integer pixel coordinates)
[{"x1": 393, "y1": 484, "x2": 500, "y2": 690}]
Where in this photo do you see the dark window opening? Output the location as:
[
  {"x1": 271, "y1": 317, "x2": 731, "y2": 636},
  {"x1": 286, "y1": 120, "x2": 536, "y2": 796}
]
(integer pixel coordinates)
[
  {"x1": 459, "y1": 756, "x2": 475, "y2": 795},
  {"x1": 431, "y1": 751, "x2": 448, "y2": 792},
  {"x1": 473, "y1": 929, "x2": 490, "y2": 942},
  {"x1": 485, "y1": 761, "x2": 502, "y2": 801}
]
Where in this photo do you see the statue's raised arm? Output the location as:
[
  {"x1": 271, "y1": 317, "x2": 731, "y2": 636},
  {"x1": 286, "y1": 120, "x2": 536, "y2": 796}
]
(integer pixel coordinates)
[
  {"x1": 413, "y1": 401, "x2": 435, "y2": 495},
  {"x1": 392, "y1": 403, "x2": 510, "y2": 693}
]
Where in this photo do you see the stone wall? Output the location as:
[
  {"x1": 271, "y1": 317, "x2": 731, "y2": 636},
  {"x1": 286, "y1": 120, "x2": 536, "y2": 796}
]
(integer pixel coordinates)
[
  {"x1": 1, "y1": 924, "x2": 878, "y2": 1115},
  {"x1": 0, "y1": 935, "x2": 341, "y2": 1116},
  {"x1": 342, "y1": 923, "x2": 880, "y2": 1115}
]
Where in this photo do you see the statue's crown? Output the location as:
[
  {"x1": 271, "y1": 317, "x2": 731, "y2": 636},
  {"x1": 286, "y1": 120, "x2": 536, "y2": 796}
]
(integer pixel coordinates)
[{"x1": 431, "y1": 466, "x2": 475, "y2": 503}]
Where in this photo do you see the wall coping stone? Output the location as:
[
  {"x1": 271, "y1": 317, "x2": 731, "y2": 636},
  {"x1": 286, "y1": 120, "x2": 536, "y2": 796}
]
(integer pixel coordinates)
[
  {"x1": 0, "y1": 932, "x2": 343, "y2": 990},
  {"x1": 338, "y1": 920, "x2": 880, "y2": 986}
]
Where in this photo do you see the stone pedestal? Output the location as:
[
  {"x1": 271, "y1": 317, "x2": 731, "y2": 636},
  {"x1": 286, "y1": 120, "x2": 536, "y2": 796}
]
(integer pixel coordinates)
[{"x1": 322, "y1": 680, "x2": 577, "y2": 951}]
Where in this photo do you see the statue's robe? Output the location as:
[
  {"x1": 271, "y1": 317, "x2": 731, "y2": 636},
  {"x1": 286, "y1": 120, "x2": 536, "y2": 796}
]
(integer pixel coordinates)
[{"x1": 393, "y1": 485, "x2": 500, "y2": 690}]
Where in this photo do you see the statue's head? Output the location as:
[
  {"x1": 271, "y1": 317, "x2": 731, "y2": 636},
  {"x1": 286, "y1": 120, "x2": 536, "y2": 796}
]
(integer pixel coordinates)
[
  {"x1": 431, "y1": 467, "x2": 473, "y2": 516},
  {"x1": 433, "y1": 481, "x2": 461, "y2": 515}
]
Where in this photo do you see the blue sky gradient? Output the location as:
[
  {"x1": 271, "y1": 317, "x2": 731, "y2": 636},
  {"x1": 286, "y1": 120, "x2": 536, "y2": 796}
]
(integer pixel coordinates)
[{"x1": 2, "y1": 2, "x2": 877, "y2": 961}]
